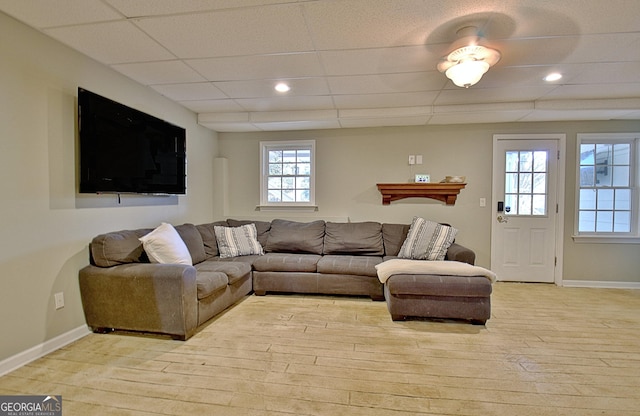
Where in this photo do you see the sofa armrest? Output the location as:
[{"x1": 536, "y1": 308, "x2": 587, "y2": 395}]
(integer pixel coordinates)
[
  {"x1": 79, "y1": 263, "x2": 198, "y2": 340},
  {"x1": 445, "y1": 243, "x2": 476, "y2": 265}
]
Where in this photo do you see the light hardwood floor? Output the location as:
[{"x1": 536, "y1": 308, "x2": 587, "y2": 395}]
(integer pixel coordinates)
[{"x1": 1, "y1": 283, "x2": 640, "y2": 415}]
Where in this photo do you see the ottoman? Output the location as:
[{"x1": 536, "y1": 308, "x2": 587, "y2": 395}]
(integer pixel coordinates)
[{"x1": 384, "y1": 273, "x2": 492, "y2": 324}]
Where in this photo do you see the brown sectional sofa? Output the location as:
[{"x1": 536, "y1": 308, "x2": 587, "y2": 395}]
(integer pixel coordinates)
[{"x1": 79, "y1": 218, "x2": 484, "y2": 340}]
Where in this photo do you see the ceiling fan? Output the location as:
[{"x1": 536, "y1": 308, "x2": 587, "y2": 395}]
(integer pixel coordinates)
[{"x1": 437, "y1": 26, "x2": 501, "y2": 88}]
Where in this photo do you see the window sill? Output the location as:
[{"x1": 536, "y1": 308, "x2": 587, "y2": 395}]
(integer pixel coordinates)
[
  {"x1": 256, "y1": 205, "x2": 318, "y2": 212},
  {"x1": 572, "y1": 235, "x2": 640, "y2": 244}
]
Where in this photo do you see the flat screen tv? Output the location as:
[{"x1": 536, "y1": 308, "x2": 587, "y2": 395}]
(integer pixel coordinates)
[{"x1": 78, "y1": 88, "x2": 186, "y2": 195}]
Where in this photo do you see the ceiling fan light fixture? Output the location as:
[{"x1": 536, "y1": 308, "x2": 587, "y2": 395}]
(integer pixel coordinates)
[
  {"x1": 445, "y1": 59, "x2": 490, "y2": 88},
  {"x1": 437, "y1": 27, "x2": 501, "y2": 88}
]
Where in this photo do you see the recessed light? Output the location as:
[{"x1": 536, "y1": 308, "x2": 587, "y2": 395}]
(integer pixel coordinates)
[
  {"x1": 544, "y1": 72, "x2": 562, "y2": 82},
  {"x1": 275, "y1": 83, "x2": 291, "y2": 93}
]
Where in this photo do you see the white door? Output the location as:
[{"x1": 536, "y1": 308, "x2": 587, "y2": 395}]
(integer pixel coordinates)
[{"x1": 491, "y1": 136, "x2": 563, "y2": 283}]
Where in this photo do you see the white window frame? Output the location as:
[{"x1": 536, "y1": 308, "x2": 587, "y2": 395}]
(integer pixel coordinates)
[
  {"x1": 258, "y1": 140, "x2": 316, "y2": 211},
  {"x1": 573, "y1": 133, "x2": 640, "y2": 244}
]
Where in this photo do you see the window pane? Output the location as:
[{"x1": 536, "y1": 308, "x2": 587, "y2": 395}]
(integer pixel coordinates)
[
  {"x1": 519, "y1": 151, "x2": 533, "y2": 172},
  {"x1": 268, "y1": 150, "x2": 282, "y2": 163},
  {"x1": 615, "y1": 189, "x2": 631, "y2": 210},
  {"x1": 614, "y1": 211, "x2": 631, "y2": 232},
  {"x1": 580, "y1": 166, "x2": 594, "y2": 186},
  {"x1": 267, "y1": 177, "x2": 281, "y2": 189},
  {"x1": 533, "y1": 151, "x2": 547, "y2": 172},
  {"x1": 297, "y1": 150, "x2": 310, "y2": 163},
  {"x1": 519, "y1": 194, "x2": 532, "y2": 215},
  {"x1": 612, "y1": 166, "x2": 630, "y2": 187},
  {"x1": 268, "y1": 164, "x2": 282, "y2": 175},
  {"x1": 282, "y1": 177, "x2": 294, "y2": 189},
  {"x1": 282, "y1": 190, "x2": 295, "y2": 201},
  {"x1": 580, "y1": 189, "x2": 596, "y2": 210},
  {"x1": 506, "y1": 151, "x2": 519, "y2": 172},
  {"x1": 505, "y1": 173, "x2": 518, "y2": 193},
  {"x1": 282, "y1": 150, "x2": 296, "y2": 163},
  {"x1": 596, "y1": 211, "x2": 613, "y2": 232},
  {"x1": 613, "y1": 143, "x2": 630, "y2": 165},
  {"x1": 580, "y1": 144, "x2": 594, "y2": 166},
  {"x1": 282, "y1": 163, "x2": 297, "y2": 175},
  {"x1": 505, "y1": 194, "x2": 517, "y2": 215},
  {"x1": 298, "y1": 162, "x2": 311, "y2": 175},
  {"x1": 532, "y1": 195, "x2": 546, "y2": 215},
  {"x1": 268, "y1": 190, "x2": 281, "y2": 202},
  {"x1": 296, "y1": 190, "x2": 310, "y2": 202},
  {"x1": 533, "y1": 173, "x2": 546, "y2": 194},
  {"x1": 579, "y1": 210, "x2": 596, "y2": 232},
  {"x1": 597, "y1": 189, "x2": 614, "y2": 210},
  {"x1": 296, "y1": 176, "x2": 309, "y2": 189},
  {"x1": 519, "y1": 173, "x2": 532, "y2": 193}
]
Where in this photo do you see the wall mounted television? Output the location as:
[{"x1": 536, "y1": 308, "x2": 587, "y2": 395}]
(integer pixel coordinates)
[{"x1": 78, "y1": 88, "x2": 187, "y2": 195}]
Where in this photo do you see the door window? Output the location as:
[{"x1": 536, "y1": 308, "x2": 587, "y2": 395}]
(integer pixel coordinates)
[{"x1": 504, "y1": 150, "x2": 548, "y2": 216}]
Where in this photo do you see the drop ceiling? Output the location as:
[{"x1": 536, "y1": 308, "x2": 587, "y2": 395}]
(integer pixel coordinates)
[{"x1": 1, "y1": 0, "x2": 639, "y2": 132}]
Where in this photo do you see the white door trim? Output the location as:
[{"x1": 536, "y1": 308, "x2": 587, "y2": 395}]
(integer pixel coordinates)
[{"x1": 492, "y1": 133, "x2": 566, "y2": 285}]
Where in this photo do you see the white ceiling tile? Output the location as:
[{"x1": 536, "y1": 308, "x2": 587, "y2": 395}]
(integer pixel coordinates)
[
  {"x1": 113, "y1": 61, "x2": 206, "y2": 85},
  {"x1": 179, "y1": 99, "x2": 245, "y2": 113},
  {"x1": 434, "y1": 86, "x2": 557, "y2": 106},
  {"x1": 45, "y1": 20, "x2": 175, "y2": 64},
  {"x1": 106, "y1": 0, "x2": 301, "y2": 17},
  {"x1": 235, "y1": 95, "x2": 335, "y2": 112},
  {"x1": 255, "y1": 120, "x2": 342, "y2": 131},
  {"x1": 151, "y1": 82, "x2": 228, "y2": 101},
  {"x1": 213, "y1": 78, "x2": 330, "y2": 99},
  {"x1": 339, "y1": 115, "x2": 429, "y2": 129},
  {"x1": 328, "y1": 72, "x2": 446, "y2": 95},
  {"x1": 428, "y1": 111, "x2": 532, "y2": 125},
  {"x1": 133, "y1": 4, "x2": 314, "y2": 58},
  {"x1": 540, "y1": 83, "x2": 640, "y2": 100},
  {"x1": 0, "y1": 0, "x2": 122, "y2": 28},
  {"x1": 520, "y1": 109, "x2": 635, "y2": 122},
  {"x1": 187, "y1": 53, "x2": 325, "y2": 81},
  {"x1": 333, "y1": 92, "x2": 439, "y2": 109},
  {"x1": 320, "y1": 46, "x2": 438, "y2": 76}
]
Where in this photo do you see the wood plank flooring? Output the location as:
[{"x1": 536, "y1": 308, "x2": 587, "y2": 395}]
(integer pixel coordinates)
[{"x1": 1, "y1": 283, "x2": 640, "y2": 415}]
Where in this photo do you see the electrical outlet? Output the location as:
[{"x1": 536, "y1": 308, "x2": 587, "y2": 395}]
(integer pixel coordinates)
[
  {"x1": 408, "y1": 155, "x2": 416, "y2": 165},
  {"x1": 416, "y1": 155, "x2": 423, "y2": 164},
  {"x1": 54, "y1": 292, "x2": 64, "y2": 310}
]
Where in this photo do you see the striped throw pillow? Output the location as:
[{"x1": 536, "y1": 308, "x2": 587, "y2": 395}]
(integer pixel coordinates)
[
  {"x1": 214, "y1": 223, "x2": 264, "y2": 258},
  {"x1": 398, "y1": 217, "x2": 458, "y2": 261}
]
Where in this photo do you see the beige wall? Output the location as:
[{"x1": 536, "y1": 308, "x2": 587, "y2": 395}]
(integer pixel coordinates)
[
  {"x1": 219, "y1": 120, "x2": 640, "y2": 282},
  {"x1": 0, "y1": 13, "x2": 218, "y2": 362}
]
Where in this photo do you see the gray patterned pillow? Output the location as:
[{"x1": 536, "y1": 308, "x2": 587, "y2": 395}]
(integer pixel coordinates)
[
  {"x1": 398, "y1": 217, "x2": 458, "y2": 261},
  {"x1": 214, "y1": 224, "x2": 264, "y2": 258}
]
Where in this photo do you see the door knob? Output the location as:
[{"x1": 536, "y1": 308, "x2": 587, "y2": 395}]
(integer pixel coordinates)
[{"x1": 497, "y1": 215, "x2": 508, "y2": 223}]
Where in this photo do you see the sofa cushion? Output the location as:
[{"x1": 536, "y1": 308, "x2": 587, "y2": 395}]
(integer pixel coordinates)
[
  {"x1": 214, "y1": 224, "x2": 265, "y2": 258},
  {"x1": 398, "y1": 217, "x2": 458, "y2": 261},
  {"x1": 252, "y1": 253, "x2": 321, "y2": 273},
  {"x1": 175, "y1": 223, "x2": 206, "y2": 264},
  {"x1": 382, "y1": 223, "x2": 410, "y2": 257},
  {"x1": 386, "y1": 274, "x2": 492, "y2": 298},
  {"x1": 195, "y1": 271, "x2": 229, "y2": 299},
  {"x1": 90, "y1": 228, "x2": 152, "y2": 267},
  {"x1": 196, "y1": 221, "x2": 228, "y2": 258},
  {"x1": 139, "y1": 223, "x2": 192, "y2": 265},
  {"x1": 317, "y1": 255, "x2": 382, "y2": 277},
  {"x1": 195, "y1": 261, "x2": 251, "y2": 285},
  {"x1": 264, "y1": 219, "x2": 325, "y2": 254},
  {"x1": 226, "y1": 219, "x2": 271, "y2": 246},
  {"x1": 323, "y1": 222, "x2": 384, "y2": 255}
]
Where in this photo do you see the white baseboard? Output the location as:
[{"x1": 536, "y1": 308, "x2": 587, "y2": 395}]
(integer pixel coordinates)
[
  {"x1": 0, "y1": 325, "x2": 91, "y2": 377},
  {"x1": 561, "y1": 280, "x2": 640, "y2": 289}
]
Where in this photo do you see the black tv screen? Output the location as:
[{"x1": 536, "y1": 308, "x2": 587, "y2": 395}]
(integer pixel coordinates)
[{"x1": 78, "y1": 88, "x2": 186, "y2": 195}]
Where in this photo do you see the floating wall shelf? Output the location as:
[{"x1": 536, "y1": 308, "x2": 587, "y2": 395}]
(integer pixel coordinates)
[{"x1": 376, "y1": 183, "x2": 466, "y2": 205}]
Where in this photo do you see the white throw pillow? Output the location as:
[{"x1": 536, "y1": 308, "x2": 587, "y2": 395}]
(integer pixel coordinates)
[
  {"x1": 398, "y1": 217, "x2": 458, "y2": 261},
  {"x1": 139, "y1": 222, "x2": 192, "y2": 265},
  {"x1": 214, "y1": 223, "x2": 264, "y2": 258}
]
